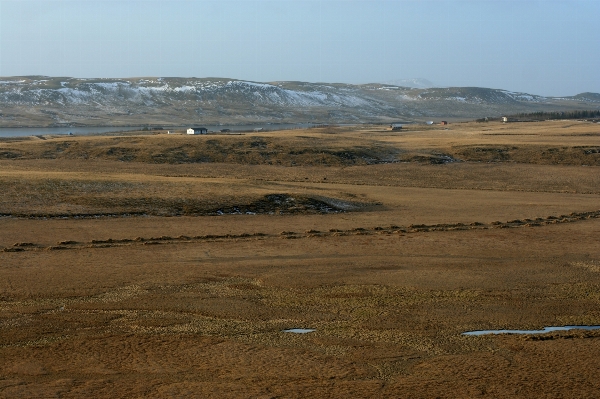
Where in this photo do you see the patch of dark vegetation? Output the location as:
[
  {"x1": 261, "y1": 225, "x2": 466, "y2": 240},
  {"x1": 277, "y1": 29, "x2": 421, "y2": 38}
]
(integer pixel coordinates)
[
  {"x1": 0, "y1": 180, "x2": 142, "y2": 206},
  {"x1": 86, "y1": 243, "x2": 116, "y2": 248},
  {"x1": 2, "y1": 247, "x2": 25, "y2": 252},
  {"x1": 280, "y1": 235, "x2": 300, "y2": 239},
  {"x1": 0, "y1": 136, "x2": 401, "y2": 166},
  {"x1": 45, "y1": 245, "x2": 69, "y2": 251},
  {"x1": 249, "y1": 139, "x2": 267, "y2": 149},
  {"x1": 400, "y1": 153, "x2": 460, "y2": 164},
  {"x1": 453, "y1": 146, "x2": 513, "y2": 162},
  {"x1": 0, "y1": 136, "x2": 31, "y2": 143},
  {"x1": 282, "y1": 146, "x2": 400, "y2": 165},
  {"x1": 105, "y1": 195, "x2": 253, "y2": 215},
  {"x1": 91, "y1": 238, "x2": 134, "y2": 244},
  {"x1": 1, "y1": 194, "x2": 357, "y2": 219},
  {"x1": 0, "y1": 212, "x2": 148, "y2": 219},
  {"x1": 452, "y1": 145, "x2": 600, "y2": 165},
  {"x1": 0, "y1": 150, "x2": 23, "y2": 159},
  {"x1": 106, "y1": 146, "x2": 138, "y2": 161},
  {"x1": 213, "y1": 194, "x2": 347, "y2": 215},
  {"x1": 147, "y1": 236, "x2": 172, "y2": 241}
]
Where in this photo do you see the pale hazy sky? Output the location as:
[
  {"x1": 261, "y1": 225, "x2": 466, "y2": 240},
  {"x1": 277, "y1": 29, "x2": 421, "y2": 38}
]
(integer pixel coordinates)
[{"x1": 0, "y1": 0, "x2": 598, "y2": 96}]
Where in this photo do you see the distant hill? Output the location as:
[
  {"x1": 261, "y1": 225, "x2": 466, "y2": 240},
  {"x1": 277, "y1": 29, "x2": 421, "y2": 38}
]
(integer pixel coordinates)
[
  {"x1": 380, "y1": 78, "x2": 436, "y2": 89},
  {"x1": 569, "y1": 92, "x2": 600, "y2": 103},
  {"x1": 0, "y1": 76, "x2": 597, "y2": 127}
]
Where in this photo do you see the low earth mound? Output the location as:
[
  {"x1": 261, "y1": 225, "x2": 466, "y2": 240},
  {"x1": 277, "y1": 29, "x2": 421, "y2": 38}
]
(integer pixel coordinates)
[
  {"x1": 0, "y1": 134, "x2": 400, "y2": 166},
  {"x1": 0, "y1": 194, "x2": 369, "y2": 218},
  {"x1": 2, "y1": 124, "x2": 599, "y2": 166},
  {"x1": 451, "y1": 145, "x2": 600, "y2": 165}
]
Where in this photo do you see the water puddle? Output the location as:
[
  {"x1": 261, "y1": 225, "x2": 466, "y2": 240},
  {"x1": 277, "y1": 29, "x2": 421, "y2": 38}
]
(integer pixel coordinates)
[
  {"x1": 463, "y1": 325, "x2": 600, "y2": 336},
  {"x1": 282, "y1": 328, "x2": 316, "y2": 334}
]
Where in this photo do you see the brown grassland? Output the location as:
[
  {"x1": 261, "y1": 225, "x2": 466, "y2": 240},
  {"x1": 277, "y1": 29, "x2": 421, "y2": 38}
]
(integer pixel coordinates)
[{"x1": 0, "y1": 120, "x2": 599, "y2": 398}]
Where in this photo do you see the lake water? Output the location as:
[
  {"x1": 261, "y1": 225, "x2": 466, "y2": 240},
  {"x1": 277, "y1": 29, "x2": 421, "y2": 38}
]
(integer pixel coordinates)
[
  {"x1": 462, "y1": 325, "x2": 600, "y2": 336},
  {"x1": 282, "y1": 328, "x2": 316, "y2": 334},
  {"x1": 0, "y1": 123, "x2": 324, "y2": 138},
  {"x1": 0, "y1": 126, "x2": 146, "y2": 138}
]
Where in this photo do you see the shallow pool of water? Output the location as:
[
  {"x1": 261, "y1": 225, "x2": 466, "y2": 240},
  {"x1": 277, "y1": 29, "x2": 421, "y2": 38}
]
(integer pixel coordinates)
[
  {"x1": 463, "y1": 325, "x2": 600, "y2": 336},
  {"x1": 282, "y1": 328, "x2": 316, "y2": 334}
]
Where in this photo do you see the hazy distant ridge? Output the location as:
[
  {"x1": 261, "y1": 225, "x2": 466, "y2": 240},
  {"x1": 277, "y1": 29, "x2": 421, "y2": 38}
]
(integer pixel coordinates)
[
  {"x1": 380, "y1": 78, "x2": 436, "y2": 89},
  {"x1": 0, "y1": 76, "x2": 597, "y2": 127}
]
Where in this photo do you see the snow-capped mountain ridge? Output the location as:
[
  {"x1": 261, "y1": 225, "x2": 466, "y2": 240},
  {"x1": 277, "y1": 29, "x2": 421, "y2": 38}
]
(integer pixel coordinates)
[{"x1": 0, "y1": 76, "x2": 596, "y2": 127}]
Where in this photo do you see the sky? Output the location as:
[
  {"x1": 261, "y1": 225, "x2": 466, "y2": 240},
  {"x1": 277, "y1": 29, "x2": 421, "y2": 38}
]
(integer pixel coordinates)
[{"x1": 0, "y1": 0, "x2": 598, "y2": 96}]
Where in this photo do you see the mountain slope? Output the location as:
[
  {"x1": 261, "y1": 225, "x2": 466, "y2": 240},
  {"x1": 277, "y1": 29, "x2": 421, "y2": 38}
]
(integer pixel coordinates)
[{"x1": 0, "y1": 76, "x2": 597, "y2": 127}]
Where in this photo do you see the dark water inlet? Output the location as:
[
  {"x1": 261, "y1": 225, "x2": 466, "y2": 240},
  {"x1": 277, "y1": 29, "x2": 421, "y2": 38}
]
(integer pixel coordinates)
[
  {"x1": 282, "y1": 328, "x2": 316, "y2": 334},
  {"x1": 463, "y1": 325, "x2": 600, "y2": 336},
  {"x1": 0, "y1": 126, "x2": 147, "y2": 138},
  {"x1": 0, "y1": 123, "x2": 323, "y2": 138}
]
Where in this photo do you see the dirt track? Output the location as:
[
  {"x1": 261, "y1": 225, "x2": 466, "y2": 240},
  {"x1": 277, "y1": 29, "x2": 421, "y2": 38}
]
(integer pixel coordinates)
[{"x1": 1, "y1": 121, "x2": 599, "y2": 398}]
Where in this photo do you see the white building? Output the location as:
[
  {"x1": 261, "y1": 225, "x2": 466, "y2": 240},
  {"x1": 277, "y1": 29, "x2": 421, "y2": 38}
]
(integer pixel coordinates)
[{"x1": 187, "y1": 127, "x2": 208, "y2": 135}]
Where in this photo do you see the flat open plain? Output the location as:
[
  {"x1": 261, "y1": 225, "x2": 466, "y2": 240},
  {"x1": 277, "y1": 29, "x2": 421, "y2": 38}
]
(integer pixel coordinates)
[{"x1": 1, "y1": 121, "x2": 599, "y2": 398}]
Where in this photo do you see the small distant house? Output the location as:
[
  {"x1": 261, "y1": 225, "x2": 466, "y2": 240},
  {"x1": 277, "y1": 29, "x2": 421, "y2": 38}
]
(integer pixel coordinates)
[
  {"x1": 426, "y1": 121, "x2": 434, "y2": 125},
  {"x1": 390, "y1": 123, "x2": 403, "y2": 131},
  {"x1": 501, "y1": 116, "x2": 508, "y2": 123},
  {"x1": 440, "y1": 121, "x2": 448, "y2": 125},
  {"x1": 187, "y1": 127, "x2": 207, "y2": 135}
]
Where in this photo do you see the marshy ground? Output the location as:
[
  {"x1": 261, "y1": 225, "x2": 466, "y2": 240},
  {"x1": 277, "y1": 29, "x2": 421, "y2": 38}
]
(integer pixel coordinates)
[{"x1": 1, "y1": 120, "x2": 599, "y2": 397}]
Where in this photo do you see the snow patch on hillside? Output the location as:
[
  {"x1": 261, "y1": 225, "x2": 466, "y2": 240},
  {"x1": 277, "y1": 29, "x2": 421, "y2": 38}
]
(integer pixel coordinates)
[{"x1": 0, "y1": 78, "x2": 378, "y2": 108}]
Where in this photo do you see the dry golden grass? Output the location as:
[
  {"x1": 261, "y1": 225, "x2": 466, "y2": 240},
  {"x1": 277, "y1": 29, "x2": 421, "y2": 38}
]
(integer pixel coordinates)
[
  {"x1": 0, "y1": 120, "x2": 600, "y2": 397},
  {"x1": 1, "y1": 120, "x2": 599, "y2": 166}
]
